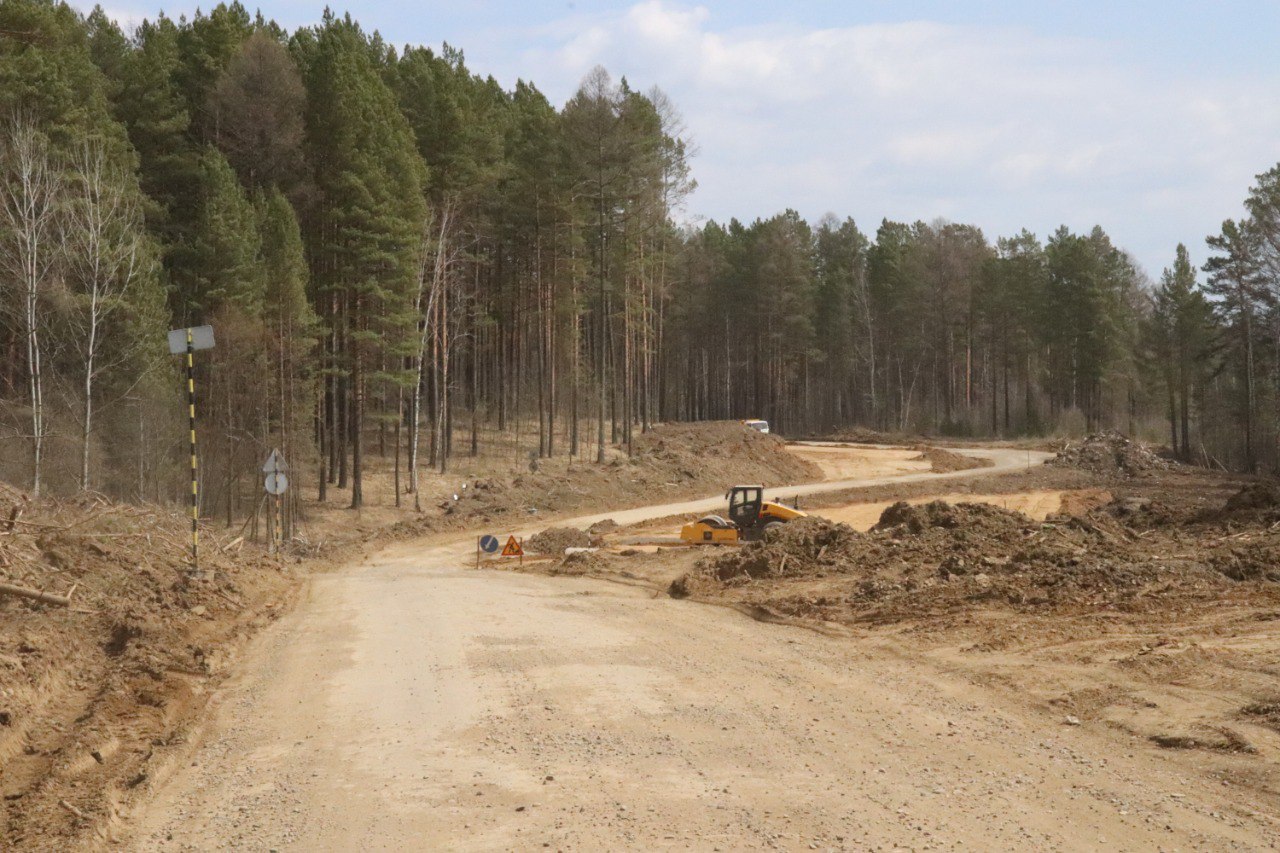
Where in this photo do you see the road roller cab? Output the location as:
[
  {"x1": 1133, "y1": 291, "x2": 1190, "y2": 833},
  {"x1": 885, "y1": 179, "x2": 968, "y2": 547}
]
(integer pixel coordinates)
[{"x1": 680, "y1": 485, "x2": 807, "y2": 544}]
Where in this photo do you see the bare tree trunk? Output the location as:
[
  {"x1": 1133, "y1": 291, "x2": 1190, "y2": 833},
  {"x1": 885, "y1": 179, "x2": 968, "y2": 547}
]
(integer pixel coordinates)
[
  {"x1": 394, "y1": 385, "x2": 402, "y2": 508},
  {"x1": 410, "y1": 204, "x2": 449, "y2": 508},
  {"x1": 0, "y1": 115, "x2": 60, "y2": 497},
  {"x1": 350, "y1": 292, "x2": 364, "y2": 509}
]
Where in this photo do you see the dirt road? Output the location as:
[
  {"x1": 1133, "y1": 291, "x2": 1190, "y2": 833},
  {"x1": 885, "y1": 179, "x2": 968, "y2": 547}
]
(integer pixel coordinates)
[
  {"x1": 124, "y1": 448, "x2": 1277, "y2": 850},
  {"x1": 546, "y1": 445, "x2": 1041, "y2": 532}
]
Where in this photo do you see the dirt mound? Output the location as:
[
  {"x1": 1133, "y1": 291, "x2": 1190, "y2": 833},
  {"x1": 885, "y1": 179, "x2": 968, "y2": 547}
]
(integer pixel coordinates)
[
  {"x1": 1056, "y1": 488, "x2": 1114, "y2": 517},
  {"x1": 1223, "y1": 482, "x2": 1280, "y2": 513},
  {"x1": 1095, "y1": 495, "x2": 1184, "y2": 528},
  {"x1": 548, "y1": 550, "x2": 613, "y2": 576},
  {"x1": 821, "y1": 427, "x2": 902, "y2": 444},
  {"x1": 0, "y1": 484, "x2": 295, "y2": 850},
  {"x1": 1210, "y1": 543, "x2": 1280, "y2": 582},
  {"x1": 527, "y1": 526, "x2": 596, "y2": 554},
  {"x1": 430, "y1": 421, "x2": 820, "y2": 529},
  {"x1": 628, "y1": 421, "x2": 819, "y2": 486},
  {"x1": 671, "y1": 517, "x2": 859, "y2": 597},
  {"x1": 1049, "y1": 431, "x2": 1168, "y2": 477},
  {"x1": 588, "y1": 518, "x2": 619, "y2": 534},
  {"x1": 914, "y1": 446, "x2": 991, "y2": 473},
  {"x1": 873, "y1": 500, "x2": 1027, "y2": 534},
  {"x1": 670, "y1": 489, "x2": 1280, "y2": 625}
]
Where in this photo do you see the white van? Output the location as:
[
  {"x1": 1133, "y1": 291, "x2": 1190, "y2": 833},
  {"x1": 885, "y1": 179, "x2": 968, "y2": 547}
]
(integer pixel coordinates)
[{"x1": 742, "y1": 419, "x2": 770, "y2": 435}]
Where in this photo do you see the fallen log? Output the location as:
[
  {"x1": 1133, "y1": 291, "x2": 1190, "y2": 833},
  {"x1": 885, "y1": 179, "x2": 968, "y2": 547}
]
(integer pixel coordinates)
[{"x1": 0, "y1": 581, "x2": 71, "y2": 607}]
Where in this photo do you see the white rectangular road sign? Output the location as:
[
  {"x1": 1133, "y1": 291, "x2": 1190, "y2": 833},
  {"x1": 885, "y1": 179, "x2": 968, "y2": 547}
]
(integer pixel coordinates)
[{"x1": 167, "y1": 325, "x2": 216, "y2": 355}]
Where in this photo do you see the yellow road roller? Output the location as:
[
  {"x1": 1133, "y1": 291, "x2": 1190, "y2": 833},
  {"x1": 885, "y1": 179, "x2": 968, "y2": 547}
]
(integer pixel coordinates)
[{"x1": 680, "y1": 485, "x2": 807, "y2": 545}]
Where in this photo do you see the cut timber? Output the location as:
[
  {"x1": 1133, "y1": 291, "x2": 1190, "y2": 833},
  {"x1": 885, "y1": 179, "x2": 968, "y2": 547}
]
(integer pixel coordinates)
[{"x1": 0, "y1": 580, "x2": 71, "y2": 607}]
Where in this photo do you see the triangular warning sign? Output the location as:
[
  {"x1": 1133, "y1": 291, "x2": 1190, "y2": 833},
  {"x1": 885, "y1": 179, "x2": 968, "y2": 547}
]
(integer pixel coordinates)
[{"x1": 501, "y1": 535, "x2": 523, "y2": 557}]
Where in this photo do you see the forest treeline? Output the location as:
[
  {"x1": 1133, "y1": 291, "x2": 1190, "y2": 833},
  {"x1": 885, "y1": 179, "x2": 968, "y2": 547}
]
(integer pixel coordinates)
[{"x1": 2, "y1": 1, "x2": 1280, "y2": 515}]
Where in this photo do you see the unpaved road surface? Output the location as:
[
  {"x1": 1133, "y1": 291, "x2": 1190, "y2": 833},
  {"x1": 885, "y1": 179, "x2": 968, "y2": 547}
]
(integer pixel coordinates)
[
  {"x1": 545, "y1": 445, "x2": 1041, "y2": 532},
  {"x1": 784, "y1": 442, "x2": 929, "y2": 480},
  {"x1": 125, "y1": 447, "x2": 1277, "y2": 850}
]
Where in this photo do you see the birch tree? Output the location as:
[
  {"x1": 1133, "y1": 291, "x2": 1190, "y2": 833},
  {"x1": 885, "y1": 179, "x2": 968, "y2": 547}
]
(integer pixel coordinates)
[
  {"x1": 63, "y1": 138, "x2": 147, "y2": 490},
  {"x1": 0, "y1": 114, "x2": 61, "y2": 497}
]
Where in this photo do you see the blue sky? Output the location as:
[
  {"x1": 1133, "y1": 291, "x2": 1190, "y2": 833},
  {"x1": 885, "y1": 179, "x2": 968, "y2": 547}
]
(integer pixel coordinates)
[{"x1": 84, "y1": 1, "x2": 1280, "y2": 277}]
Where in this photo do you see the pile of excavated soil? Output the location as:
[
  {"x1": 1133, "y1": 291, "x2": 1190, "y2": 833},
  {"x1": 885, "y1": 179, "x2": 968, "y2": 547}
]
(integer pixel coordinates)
[
  {"x1": 0, "y1": 485, "x2": 295, "y2": 850},
  {"x1": 875, "y1": 499, "x2": 1021, "y2": 534},
  {"x1": 548, "y1": 550, "x2": 614, "y2": 576},
  {"x1": 1223, "y1": 481, "x2": 1280, "y2": 514},
  {"x1": 527, "y1": 526, "x2": 596, "y2": 554},
  {"x1": 670, "y1": 496, "x2": 1280, "y2": 623},
  {"x1": 819, "y1": 427, "x2": 902, "y2": 444},
  {"x1": 426, "y1": 422, "x2": 820, "y2": 527},
  {"x1": 627, "y1": 421, "x2": 820, "y2": 485},
  {"x1": 1057, "y1": 488, "x2": 1114, "y2": 516},
  {"x1": 1049, "y1": 431, "x2": 1169, "y2": 477},
  {"x1": 914, "y1": 446, "x2": 991, "y2": 473},
  {"x1": 671, "y1": 518, "x2": 859, "y2": 595}
]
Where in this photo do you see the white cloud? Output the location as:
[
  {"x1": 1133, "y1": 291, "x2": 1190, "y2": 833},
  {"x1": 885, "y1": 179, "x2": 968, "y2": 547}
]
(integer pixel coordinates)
[
  {"x1": 515, "y1": 1, "x2": 1280, "y2": 275},
  {"x1": 71, "y1": 3, "x2": 149, "y2": 32}
]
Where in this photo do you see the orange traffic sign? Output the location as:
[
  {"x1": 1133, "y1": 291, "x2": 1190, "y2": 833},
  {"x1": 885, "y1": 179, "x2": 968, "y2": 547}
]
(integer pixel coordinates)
[{"x1": 501, "y1": 535, "x2": 523, "y2": 557}]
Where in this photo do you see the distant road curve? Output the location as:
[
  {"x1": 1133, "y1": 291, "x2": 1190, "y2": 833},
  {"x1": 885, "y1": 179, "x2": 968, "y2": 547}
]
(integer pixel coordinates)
[{"x1": 548, "y1": 443, "x2": 1053, "y2": 533}]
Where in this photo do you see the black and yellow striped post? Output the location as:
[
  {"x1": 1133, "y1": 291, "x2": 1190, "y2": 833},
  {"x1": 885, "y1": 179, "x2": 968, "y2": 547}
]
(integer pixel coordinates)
[
  {"x1": 167, "y1": 325, "x2": 215, "y2": 579},
  {"x1": 186, "y1": 329, "x2": 199, "y2": 575}
]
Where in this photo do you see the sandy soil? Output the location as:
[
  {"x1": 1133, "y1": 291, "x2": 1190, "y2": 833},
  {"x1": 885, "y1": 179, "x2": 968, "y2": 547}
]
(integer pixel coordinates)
[
  {"x1": 815, "y1": 489, "x2": 1073, "y2": 530},
  {"x1": 0, "y1": 487, "x2": 298, "y2": 852},
  {"x1": 110, "y1": 443, "x2": 1280, "y2": 850},
  {"x1": 124, "y1": 530, "x2": 1277, "y2": 851},
  {"x1": 786, "y1": 442, "x2": 928, "y2": 480}
]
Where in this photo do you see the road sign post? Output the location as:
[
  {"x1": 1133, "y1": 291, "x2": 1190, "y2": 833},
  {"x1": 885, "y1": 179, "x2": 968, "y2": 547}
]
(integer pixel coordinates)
[
  {"x1": 168, "y1": 325, "x2": 215, "y2": 577},
  {"x1": 262, "y1": 450, "x2": 288, "y2": 554}
]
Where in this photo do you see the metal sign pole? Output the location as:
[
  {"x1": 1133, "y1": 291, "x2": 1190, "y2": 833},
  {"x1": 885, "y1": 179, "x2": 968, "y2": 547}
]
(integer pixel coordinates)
[
  {"x1": 261, "y1": 449, "x2": 289, "y2": 556},
  {"x1": 186, "y1": 329, "x2": 199, "y2": 577},
  {"x1": 167, "y1": 325, "x2": 214, "y2": 579}
]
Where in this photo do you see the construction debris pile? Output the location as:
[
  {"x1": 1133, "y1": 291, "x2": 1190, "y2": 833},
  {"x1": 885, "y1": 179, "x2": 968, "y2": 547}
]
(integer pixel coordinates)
[
  {"x1": 670, "y1": 492, "x2": 1280, "y2": 624},
  {"x1": 1048, "y1": 431, "x2": 1169, "y2": 477},
  {"x1": 527, "y1": 526, "x2": 597, "y2": 554},
  {"x1": 1222, "y1": 481, "x2": 1280, "y2": 514},
  {"x1": 0, "y1": 483, "x2": 294, "y2": 849}
]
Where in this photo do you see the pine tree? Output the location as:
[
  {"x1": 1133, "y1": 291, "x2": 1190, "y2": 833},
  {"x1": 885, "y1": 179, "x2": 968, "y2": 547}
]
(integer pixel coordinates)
[
  {"x1": 1149, "y1": 245, "x2": 1212, "y2": 459},
  {"x1": 257, "y1": 187, "x2": 315, "y2": 525},
  {"x1": 299, "y1": 14, "x2": 427, "y2": 507},
  {"x1": 1205, "y1": 220, "x2": 1269, "y2": 469},
  {"x1": 186, "y1": 145, "x2": 262, "y2": 318},
  {"x1": 563, "y1": 67, "x2": 629, "y2": 462},
  {"x1": 174, "y1": 2, "x2": 254, "y2": 132}
]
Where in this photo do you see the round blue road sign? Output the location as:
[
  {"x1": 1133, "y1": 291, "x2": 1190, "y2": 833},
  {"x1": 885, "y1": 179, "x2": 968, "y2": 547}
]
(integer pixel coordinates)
[{"x1": 479, "y1": 534, "x2": 500, "y2": 554}]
